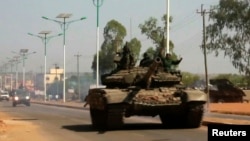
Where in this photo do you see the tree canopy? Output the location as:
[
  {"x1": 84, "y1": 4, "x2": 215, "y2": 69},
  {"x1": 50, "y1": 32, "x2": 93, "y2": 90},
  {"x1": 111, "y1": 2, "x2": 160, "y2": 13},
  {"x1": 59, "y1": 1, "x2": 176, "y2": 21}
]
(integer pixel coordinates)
[
  {"x1": 91, "y1": 19, "x2": 141, "y2": 75},
  {"x1": 139, "y1": 14, "x2": 175, "y2": 57},
  {"x1": 206, "y1": 0, "x2": 250, "y2": 75}
]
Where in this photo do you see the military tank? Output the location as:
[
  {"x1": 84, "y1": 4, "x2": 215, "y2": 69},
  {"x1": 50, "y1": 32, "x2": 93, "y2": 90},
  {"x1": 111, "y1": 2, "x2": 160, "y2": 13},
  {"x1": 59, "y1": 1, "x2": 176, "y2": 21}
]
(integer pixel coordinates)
[
  {"x1": 209, "y1": 78, "x2": 246, "y2": 103},
  {"x1": 85, "y1": 55, "x2": 207, "y2": 130}
]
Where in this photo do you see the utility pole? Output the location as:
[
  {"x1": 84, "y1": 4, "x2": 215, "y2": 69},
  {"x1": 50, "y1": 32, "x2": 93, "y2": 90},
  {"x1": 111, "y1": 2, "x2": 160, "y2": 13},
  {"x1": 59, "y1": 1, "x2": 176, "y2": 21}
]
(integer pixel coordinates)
[
  {"x1": 197, "y1": 4, "x2": 210, "y2": 112},
  {"x1": 74, "y1": 52, "x2": 81, "y2": 100}
]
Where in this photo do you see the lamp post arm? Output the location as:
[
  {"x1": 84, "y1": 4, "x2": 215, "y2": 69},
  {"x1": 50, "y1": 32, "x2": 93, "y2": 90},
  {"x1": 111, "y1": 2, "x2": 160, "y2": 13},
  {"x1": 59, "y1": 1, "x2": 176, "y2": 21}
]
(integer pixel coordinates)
[
  {"x1": 63, "y1": 17, "x2": 87, "y2": 30},
  {"x1": 42, "y1": 16, "x2": 63, "y2": 25},
  {"x1": 28, "y1": 33, "x2": 62, "y2": 45},
  {"x1": 42, "y1": 16, "x2": 65, "y2": 29},
  {"x1": 42, "y1": 16, "x2": 87, "y2": 30},
  {"x1": 61, "y1": 18, "x2": 85, "y2": 30},
  {"x1": 46, "y1": 33, "x2": 63, "y2": 43},
  {"x1": 26, "y1": 52, "x2": 36, "y2": 56},
  {"x1": 28, "y1": 33, "x2": 43, "y2": 39},
  {"x1": 67, "y1": 17, "x2": 87, "y2": 25}
]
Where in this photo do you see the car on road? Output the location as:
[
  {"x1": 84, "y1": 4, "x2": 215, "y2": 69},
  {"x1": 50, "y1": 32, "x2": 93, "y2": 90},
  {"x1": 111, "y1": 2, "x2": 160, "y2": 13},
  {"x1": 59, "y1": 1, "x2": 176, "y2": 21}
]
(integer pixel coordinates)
[
  {"x1": 0, "y1": 90, "x2": 10, "y2": 101},
  {"x1": 12, "y1": 89, "x2": 31, "y2": 107}
]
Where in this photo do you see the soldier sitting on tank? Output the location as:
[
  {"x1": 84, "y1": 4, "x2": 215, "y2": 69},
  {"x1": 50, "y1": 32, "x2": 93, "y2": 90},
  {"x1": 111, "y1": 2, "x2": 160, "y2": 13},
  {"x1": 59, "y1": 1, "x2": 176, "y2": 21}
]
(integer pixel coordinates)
[
  {"x1": 139, "y1": 52, "x2": 153, "y2": 67},
  {"x1": 113, "y1": 51, "x2": 122, "y2": 71},
  {"x1": 118, "y1": 42, "x2": 135, "y2": 70},
  {"x1": 160, "y1": 53, "x2": 182, "y2": 72}
]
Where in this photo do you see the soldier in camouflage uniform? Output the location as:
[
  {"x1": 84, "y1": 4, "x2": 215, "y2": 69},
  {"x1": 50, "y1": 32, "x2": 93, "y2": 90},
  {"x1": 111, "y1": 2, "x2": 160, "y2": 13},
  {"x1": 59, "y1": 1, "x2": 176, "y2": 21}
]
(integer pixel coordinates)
[
  {"x1": 139, "y1": 52, "x2": 153, "y2": 67},
  {"x1": 119, "y1": 42, "x2": 135, "y2": 69},
  {"x1": 160, "y1": 53, "x2": 182, "y2": 72}
]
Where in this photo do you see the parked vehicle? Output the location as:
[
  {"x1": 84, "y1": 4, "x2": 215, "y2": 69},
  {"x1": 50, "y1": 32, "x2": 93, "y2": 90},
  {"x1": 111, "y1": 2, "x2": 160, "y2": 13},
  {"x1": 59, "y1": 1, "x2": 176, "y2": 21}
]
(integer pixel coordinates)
[
  {"x1": 0, "y1": 90, "x2": 10, "y2": 101},
  {"x1": 12, "y1": 89, "x2": 31, "y2": 107}
]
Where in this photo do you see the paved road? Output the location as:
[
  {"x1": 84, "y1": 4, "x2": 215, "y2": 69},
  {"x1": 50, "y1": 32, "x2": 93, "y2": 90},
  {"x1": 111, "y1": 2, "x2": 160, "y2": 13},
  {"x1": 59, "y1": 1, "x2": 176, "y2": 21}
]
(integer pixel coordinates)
[
  {"x1": 1, "y1": 101, "x2": 208, "y2": 141},
  {"x1": 30, "y1": 99, "x2": 250, "y2": 125}
]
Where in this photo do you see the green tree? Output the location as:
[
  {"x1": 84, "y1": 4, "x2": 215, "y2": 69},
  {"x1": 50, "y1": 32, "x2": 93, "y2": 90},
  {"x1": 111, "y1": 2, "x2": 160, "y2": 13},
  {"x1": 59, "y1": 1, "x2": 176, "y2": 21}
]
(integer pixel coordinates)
[
  {"x1": 91, "y1": 20, "x2": 126, "y2": 75},
  {"x1": 91, "y1": 20, "x2": 141, "y2": 75},
  {"x1": 139, "y1": 14, "x2": 175, "y2": 56},
  {"x1": 141, "y1": 47, "x2": 155, "y2": 60},
  {"x1": 212, "y1": 73, "x2": 248, "y2": 87},
  {"x1": 182, "y1": 72, "x2": 200, "y2": 86},
  {"x1": 126, "y1": 38, "x2": 141, "y2": 64},
  {"x1": 206, "y1": 0, "x2": 250, "y2": 74}
]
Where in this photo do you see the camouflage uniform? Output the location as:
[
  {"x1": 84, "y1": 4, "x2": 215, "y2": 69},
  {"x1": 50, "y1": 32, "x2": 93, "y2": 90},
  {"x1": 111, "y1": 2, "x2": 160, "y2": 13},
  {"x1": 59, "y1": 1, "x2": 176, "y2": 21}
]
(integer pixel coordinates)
[
  {"x1": 139, "y1": 53, "x2": 153, "y2": 67},
  {"x1": 119, "y1": 42, "x2": 135, "y2": 69},
  {"x1": 160, "y1": 53, "x2": 182, "y2": 72}
]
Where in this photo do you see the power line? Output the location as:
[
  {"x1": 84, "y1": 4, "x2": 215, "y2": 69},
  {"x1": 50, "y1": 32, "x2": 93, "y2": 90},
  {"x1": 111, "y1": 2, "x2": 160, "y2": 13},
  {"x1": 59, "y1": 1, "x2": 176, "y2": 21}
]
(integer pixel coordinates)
[{"x1": 171, "y1": 12, "x2": 200, "y2": 32}]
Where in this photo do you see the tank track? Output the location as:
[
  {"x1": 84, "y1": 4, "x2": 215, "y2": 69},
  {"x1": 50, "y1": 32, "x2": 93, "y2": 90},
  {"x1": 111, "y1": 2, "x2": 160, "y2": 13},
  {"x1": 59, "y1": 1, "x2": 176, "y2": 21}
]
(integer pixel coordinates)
[
  {"x1": 159, "y1": 103, "x2": 204, "y2": 128},
  {"x1": 90, "y1": 104, "x2": 124, "y2": 130},
  {"x1": 185, "y1": 104, "x2": 204, "y2": 128}
]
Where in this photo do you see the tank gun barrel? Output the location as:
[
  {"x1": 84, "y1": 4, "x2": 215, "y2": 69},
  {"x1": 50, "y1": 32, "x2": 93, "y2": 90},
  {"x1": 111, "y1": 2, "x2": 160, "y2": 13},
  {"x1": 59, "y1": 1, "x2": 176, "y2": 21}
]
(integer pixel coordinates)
[{"x1": 143, "y1": 57, "x2": 161, "y2": 88}]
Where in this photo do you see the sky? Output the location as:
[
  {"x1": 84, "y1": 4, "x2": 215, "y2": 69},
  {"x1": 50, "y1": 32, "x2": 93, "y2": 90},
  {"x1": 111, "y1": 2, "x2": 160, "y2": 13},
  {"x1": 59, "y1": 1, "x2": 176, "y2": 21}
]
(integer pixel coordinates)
[{"x1": 0, "y1": 0, "x2": 240, "y2": 75}]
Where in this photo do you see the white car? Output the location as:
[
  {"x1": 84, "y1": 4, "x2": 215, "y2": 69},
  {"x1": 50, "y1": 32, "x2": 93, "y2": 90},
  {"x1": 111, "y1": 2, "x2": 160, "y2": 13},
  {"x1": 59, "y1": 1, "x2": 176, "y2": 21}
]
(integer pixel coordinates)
[{"x1": 0, "y1": 91, "x2": 10, "y2": 101}]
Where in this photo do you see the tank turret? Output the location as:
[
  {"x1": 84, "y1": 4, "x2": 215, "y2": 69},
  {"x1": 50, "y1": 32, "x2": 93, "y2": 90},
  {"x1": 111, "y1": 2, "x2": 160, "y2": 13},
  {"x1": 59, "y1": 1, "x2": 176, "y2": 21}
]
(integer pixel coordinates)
[
  {"x1": 101, "y1": 57, "x2": 159, "y2": 88},
  {"x1": 101, "y1": 55, "x2": 182, "y2": 89}
]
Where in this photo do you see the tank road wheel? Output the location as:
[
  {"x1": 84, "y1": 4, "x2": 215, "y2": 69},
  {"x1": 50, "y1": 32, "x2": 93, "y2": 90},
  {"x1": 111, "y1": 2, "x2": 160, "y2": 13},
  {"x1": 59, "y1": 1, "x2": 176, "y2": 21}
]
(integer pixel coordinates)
[
  {"x1": 184, "y1": 104, "x2": 204, "y2": 128},
  {"x1": 90, "y1": 104, "x2": 124, "y2": 130}
]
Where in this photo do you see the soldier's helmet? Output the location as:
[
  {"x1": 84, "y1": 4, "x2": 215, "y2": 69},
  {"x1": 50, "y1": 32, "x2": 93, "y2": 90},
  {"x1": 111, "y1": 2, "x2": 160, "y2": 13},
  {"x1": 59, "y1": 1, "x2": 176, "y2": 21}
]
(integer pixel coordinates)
[
  {"x1": 143, "y1": 52, "x2": 149, "y2": 58},
  {"x1": 123, "y1": 42, "x2": 130, "y2": 53},
  {"x1": 165, "y1": 53, "x2": 171, "y2": 58}
]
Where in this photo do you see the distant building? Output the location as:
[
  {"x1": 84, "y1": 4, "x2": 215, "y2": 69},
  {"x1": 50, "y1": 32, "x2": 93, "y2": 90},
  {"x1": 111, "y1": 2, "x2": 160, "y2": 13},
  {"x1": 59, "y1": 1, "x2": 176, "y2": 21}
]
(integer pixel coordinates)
[{"x1": 46, "y1": 68, "x2": 63, "y2": 84}]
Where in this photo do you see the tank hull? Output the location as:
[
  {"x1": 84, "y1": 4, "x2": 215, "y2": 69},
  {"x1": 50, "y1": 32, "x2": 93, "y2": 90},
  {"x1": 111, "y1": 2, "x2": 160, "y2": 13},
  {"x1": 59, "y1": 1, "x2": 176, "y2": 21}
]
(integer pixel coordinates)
[{"x1": 86, "y1": 87, "x2": 206, "y2": 129}]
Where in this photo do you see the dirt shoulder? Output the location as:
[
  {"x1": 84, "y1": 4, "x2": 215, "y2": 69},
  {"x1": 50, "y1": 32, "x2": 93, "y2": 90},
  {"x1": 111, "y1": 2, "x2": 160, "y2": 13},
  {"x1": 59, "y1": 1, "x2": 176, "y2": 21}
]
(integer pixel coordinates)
[
  {"x1": 209, "y1": 103, "x2": 250, "y2": 115},
  {"x1": 0, "y1": 112, "x2": 47, "y2": 141},
  {"x1": 203, "y1": 103, "x2": 250, "y2": 125}
]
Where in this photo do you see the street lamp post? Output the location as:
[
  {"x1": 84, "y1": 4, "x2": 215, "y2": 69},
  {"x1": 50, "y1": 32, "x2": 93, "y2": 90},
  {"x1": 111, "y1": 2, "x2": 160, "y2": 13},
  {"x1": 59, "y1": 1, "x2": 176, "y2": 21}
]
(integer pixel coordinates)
[
  {"x1": 92, "y1": 0, "x2": 104, "y2": 88},
  {"x1": 14, "y1": 49, "x2": 36, "y2": 89},
  {"x1": 2, "y1": 63, "x2": 8, "y2": 90},
  {"x1": 20, "y1": 49, "x2": 28, "y2": 88},
  {"x1": 12, "y1": 49, "x2": 36, "y2": 87},
  {"x1": 42, "y1": 14, "x2": 86, "y2": 103},
  {"x1": 13, "y1": 56, "x2": 20, "y2": 89},
  {"x1": 6, "y1": 58, "x2": 15, "y2": 92},
  {"x1": 28, "y1": 31, "x2": 62, "y2": 102},
  {"x1": 9, "y1": 60, "x2": 14, "y2": 92}
]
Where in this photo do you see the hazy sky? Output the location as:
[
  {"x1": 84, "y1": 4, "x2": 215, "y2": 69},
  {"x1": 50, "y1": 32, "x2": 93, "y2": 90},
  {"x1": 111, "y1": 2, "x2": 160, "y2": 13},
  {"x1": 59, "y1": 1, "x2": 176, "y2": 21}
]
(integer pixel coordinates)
[{"x1": 0, "y1": 0, "x2": 239, "y2": 75}]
